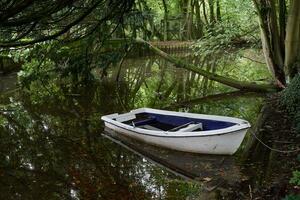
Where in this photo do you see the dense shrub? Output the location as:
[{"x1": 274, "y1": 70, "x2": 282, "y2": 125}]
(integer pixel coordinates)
[
  {"x1": 281, "y1": 74, "x2": 300, "y2": 135},
  {"x1": 290, "y1": 170, "x2": 300, "y2": 186}
]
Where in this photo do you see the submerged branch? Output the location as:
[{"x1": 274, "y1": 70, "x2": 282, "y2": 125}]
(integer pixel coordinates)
[
  {"x1": 164, "y1": 90, "x2": 265, "y2": 109},
  {"x1": 135, "y1": 38, "x2": 279, "y2": 92}
]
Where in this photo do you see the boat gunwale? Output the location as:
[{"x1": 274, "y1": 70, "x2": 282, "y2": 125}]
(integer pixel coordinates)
[
  {"x1": 103, "y1": 120, "x2": 249, "y2": 138},
  {"x1": 101, "y1": 108, "x2": 251, "y2": 137}
]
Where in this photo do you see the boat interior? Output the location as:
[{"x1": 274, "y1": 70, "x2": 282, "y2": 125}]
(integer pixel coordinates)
[{"x1": 112, "y1": 112, "x2": 236, "y2": 132}]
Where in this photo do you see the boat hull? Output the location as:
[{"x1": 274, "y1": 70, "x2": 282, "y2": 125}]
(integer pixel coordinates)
[{"x1": 104, "y1": 121, "x2": 247, "y2": 155}]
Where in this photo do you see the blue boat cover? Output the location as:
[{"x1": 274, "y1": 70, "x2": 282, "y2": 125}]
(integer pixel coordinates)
[{"x1": 141, "y1": 112, "x2": 236, "y2": 131}]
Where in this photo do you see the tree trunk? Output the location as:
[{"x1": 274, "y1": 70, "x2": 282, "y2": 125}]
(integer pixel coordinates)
[
  {"x1": 285, "y1": 0, "x2": 300, "y2": 78},
  {"x1": 253, "y1": 0, "x2": 286, "y2": 87},
  {"x1": 185, "y1": 0, "x2": 192, "y2": 40},
  {"x1": 216, "y1": 0, "x2": 221, "y2": 21},
  {"x1": 278, "y1": 0, "x2": 286, "y2": 56},
  {"x1": 201, "y1": 0, "x2": 209, "y2": 24},
  {"x1": 165, "y1": 90, "x2": 264, "y2": 109},
  {"x1": 195, "y1": 0, "x2": 203, "y2": 38},
  {"x1": 208, "y1": 0, "x2": 215, "y2": 24},
  {"x1": 140, "y1": 0, "x2": 164, "y2": 40},
  {"x1": 162, "y1": 0, "x2": 169, "y2": 41},
  {"x1": 269, "y1": 0, "x2": 284, "y2": 69},
  {"x1": 187, "y1": 0, "x2": 195, "y2": 39},
  {"x1": 176, "y1": 69, "x2": 184, "y2": 102}
]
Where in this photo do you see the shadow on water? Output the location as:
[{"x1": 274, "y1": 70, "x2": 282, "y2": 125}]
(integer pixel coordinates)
[
  {"x1": 103, "y1": 128, "x2": 243, "y2": 190},
  {"x1": 1, "y1": 54, "x2": 293, "y2": 199}
]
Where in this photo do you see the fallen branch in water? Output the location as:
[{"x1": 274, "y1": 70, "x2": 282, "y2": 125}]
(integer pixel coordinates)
[
  {"x1": 135, "y1": 38, "x2": 279, "y2": 92},
  {"x1": 164, "y1": 90, "x2": 265, "y2": 109}
]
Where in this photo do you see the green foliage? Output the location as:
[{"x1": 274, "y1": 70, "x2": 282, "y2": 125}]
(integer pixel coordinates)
[
  {"x1": 18, "y1": 58, "x2": 54, "y2": 87},
  {"x1": 192, "y1": 20, "x2": 259, "y2": 59},
  {"x1": 192, "y1": 0, "x2": 258, "y2": 55},
  {"x1": 17, "y1": 38, "x2": 129, "y2": 89},
  {"x1": 283, "y1": 194, "x2": 300, "y2": 200},
  {"x1": 290, "y1": 170, "x2": 300, "y2": 186},
  {"x1": 124, "y1": 10, "x2": 153, "y2": 30},
  {"x1": 281, "y1": 75, "x2": 300, "y2": 134},
  {"x1": 0, "y1": 115, "x2": 6, "y2": 127},
  {"x1": 0, "y1": 0, "x2": 134, "y2": 47},
  {"x1": 145, "y1": 0, "x2": 180, "y2": 22},
  {"x1": 193, "y1": 22, "x2": 243, "y2": 56},
  {"x1": 222, "y1": 49, "x2": 271, "y2": 82},
  {"x1": 281, "y1": 75, "x2": 300, "y2": 114},
  {"x1": 163, "y1": 179, "x2": 202, "y2": 199}
]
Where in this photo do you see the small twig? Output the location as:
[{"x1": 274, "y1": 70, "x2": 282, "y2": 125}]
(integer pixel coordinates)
[
  {"x1": 249, "y1": 184, "x2": 253, "y2": 200},
  {"x1": 241, "y1": 55, "x2": 265, "y2": 65},
  {"x1": 219, "y1": 157, "x2": 225, "y2": 165},
  {"x1": 65, "y1": 93, "x2": 81, "y2": 97},
  {"x1": 273, "y1": 140, "x2": 295, "y2": 144},
  {"x1": 0, "y1": 109, "x2": 16, "y2": 113},
  {"x1": 203, "y1": 181, "x2": 224, "y2": 192}
]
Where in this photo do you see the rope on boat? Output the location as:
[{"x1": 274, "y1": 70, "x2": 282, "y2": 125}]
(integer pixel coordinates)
[{"x1": 250, "y1": 131, "x2": 300, "y2": 153}]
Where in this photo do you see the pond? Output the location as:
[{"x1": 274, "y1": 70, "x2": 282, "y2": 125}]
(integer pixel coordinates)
[{"x1": 0, "y1": 54, "x2": 283, "y2": 199}]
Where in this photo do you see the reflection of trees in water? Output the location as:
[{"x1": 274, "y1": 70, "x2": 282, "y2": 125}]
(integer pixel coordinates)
[
  {"x1": 0, "y1": 101, "x2": 156, "y2": 199},
  {"x1": 109, "y1": 56, "x2": 222, "y2": 109},
  {"x1": 0, "y1": 79, "x2": 205, "y2": 199},
  {"x1": 0, "y1": 55, "x2": 269, "y2": 199}
]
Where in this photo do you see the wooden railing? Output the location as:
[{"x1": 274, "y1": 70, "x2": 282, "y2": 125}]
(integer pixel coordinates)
[
  {"x1": 149, "y1": 41, "x2": 193, "y2": 51},
  {"x1": 101, "y1": 39, "x2": 193, "y2": 57}
]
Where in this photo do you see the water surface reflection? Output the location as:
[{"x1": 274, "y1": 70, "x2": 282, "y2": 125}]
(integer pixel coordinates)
[{"x1": 0, "y1": 56, "x2": 266, "y2": 199}]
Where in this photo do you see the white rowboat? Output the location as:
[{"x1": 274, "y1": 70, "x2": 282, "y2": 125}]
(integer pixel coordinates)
[{"x1": 101, "y1": 108, "x2": 251, "y2": 155}]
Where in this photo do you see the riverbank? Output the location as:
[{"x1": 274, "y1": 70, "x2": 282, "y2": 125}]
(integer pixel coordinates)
[{"x1": 233, "y1": 94, "x2": 300, "y2": 199}]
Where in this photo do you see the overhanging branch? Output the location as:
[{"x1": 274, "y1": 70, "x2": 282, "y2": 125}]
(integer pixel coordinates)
[{"x1": 135, "y1": 38, "x2": 279, "y2": 92}]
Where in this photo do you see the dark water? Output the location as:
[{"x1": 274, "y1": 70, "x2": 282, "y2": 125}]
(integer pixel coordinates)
[{"x1": 0, "y1": 56, "x2": 271, "y2": 199}]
